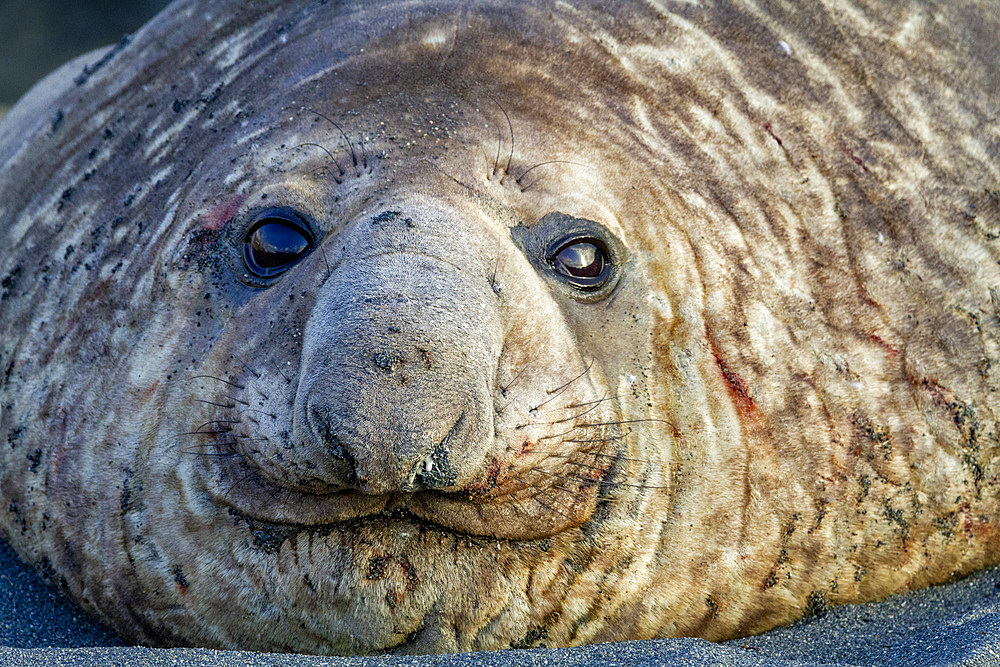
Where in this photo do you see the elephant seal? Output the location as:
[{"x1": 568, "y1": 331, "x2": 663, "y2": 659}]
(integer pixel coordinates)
[{"x1": 1, "y1": 0, "x2": 998, "y2": 655}]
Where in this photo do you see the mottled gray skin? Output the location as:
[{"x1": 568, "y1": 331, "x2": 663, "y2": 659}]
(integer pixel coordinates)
[{"x1": 1, "y1": 0, "x2": 999, "y2": 656}]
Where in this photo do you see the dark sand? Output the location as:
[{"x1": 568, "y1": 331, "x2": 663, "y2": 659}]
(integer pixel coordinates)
[{"x1": 2, "y1": 538, "x2": 998, "y2": 667}]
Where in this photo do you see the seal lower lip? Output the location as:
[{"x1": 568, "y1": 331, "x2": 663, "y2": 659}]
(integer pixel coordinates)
[{"x1": 203, "y1": 453, "x2": 391, "y2": 524}]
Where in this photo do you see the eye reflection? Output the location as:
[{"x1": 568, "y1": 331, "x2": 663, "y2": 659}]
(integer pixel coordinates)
[
  {"x1": 242, "y1": 210, "x2": 313, "y2": 280},
  {"x1": 548, "y1": 236, "x2": 612, "y2": 291},
  {"x1": 554, "y1": 241, "x2": 604, "y2": 279}
]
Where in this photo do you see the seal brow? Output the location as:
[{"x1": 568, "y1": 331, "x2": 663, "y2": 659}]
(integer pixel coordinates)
[
  {"x1": 516, "y1": 160, "x2": 589, "y2": 192},
  {"x1": 488, "y1": 96, "x2": 515, "y2": 179},
  {"x1": 293, "y1": 142, "x2": 344, "y2": 182},
  {"x1": 302, "y1": 106, "x2": 360, "y2": 173}
]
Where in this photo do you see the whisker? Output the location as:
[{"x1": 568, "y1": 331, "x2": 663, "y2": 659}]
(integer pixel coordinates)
[
  {"x1": 489, "y1": 97, "x2": 514, "y2": 178},
  {"x1": 197, "y1": 398, "x2": 236, "y2": 410},
  {"x1": 224, "y1": 394, "x2": 251, "y2": 408},
  {"x1": 548, "y1": 469, "x2": 668, "y2": 491},
  {"x1": 225, "y1": 469, "x2": 260, "y2": 497},
  {"x1": 564, "y1": 395, "x2": 619, "y2": 410},
  {"x1": 516, "y1": 160, "x2": 588, "y2": 192},
  {"x1": 529, "y1": 493, "x2": 575, "y2": 523},
  {"x1": 307, "y1": 165, "x2": 343, "y2": 184},
  {"x1": 238, "y1": 408, "x2": 278, "y2": 420},
  {"x1": 553, "y1": 392, "x2": 606, "y2": 423},
  {"x1": 177, "y1": 439, "x2": 239, "y2": 452},
  {"x1": 561, "y1": 459, "x2": 607, "y2": 473},
  {"x1": 264, "y1": 482, "x2": 286, "y2": 507},
  {"x1": 575, "y1": 418, "x2": 675, "y2": 428},
  {"x1": 234, "y1": 435, "x2": 271, "y2": 442},
  {"x1": 295, "y1": 142, "x2": 345, "y2": 178},
  {"x1": 545, "y1": 482, "x2": 620, "y2": 505},
  {"x1": 267, "y1": 358, "x2": 294, "y2": 386},
  {"x1": 546, "y1": 360, "x2": 593, "y2": 396},
  {"x1": 232, "y1": 355, "x2": 262, "y2": 380},
  {"x1": 359, "y1": 135, "x2": 368, "y2": 170},
  {"x1": 529, "y1": 360, "x2": 593, "y2": 412},
  {"x1": 528, "y1": 425, "x2": 578, "y2": 438},
  {"x1": 531, "y1": 447, "x2": 648, "y2": 464},
  {"x1": 532, "y1": 491, "x2": 599, "y2": 547},
  {"x1": 531, "y1": 468, "x2": 600, "y2": 485},
  {"x1": 184, "y1": 449, "x2": 245, "y2": 459},
  {"x1": 500, "y1": 365, "x2": 529, "y2": 398},
  {"x1": 509, "y1": 498, "x2": 530, "y2": 516},
  {"x1": 489, "y1": 237, "x2": 503, "y2": 295},
  {"x1": 564, "y1": 433, "x2": 629, "y2": 444},
  {"x1": 305, "y1": 107, "x2": 359, "y2": 172},
  {"x1": 194, "y1": 419, "x2": 240, "y2": 432},
  {"x1": 234, "y1": 354, "x2": 293, "y2": 403},
  {"x1": 493, "y1": 123, "x2": 502, "y2": 175},
  {"x1": 319, "y1": 243, "x2": 332, "y2": 279},
  {"x1": 552, "y1": 483, "x2": 583, "y2": 496},
  {"x1": 189, "y1": 375, "x2": 246, "y2": 390}
]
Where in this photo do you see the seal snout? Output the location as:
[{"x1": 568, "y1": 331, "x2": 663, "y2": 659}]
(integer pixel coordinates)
[
  {"x1": 287, "y1": 213, "x2": 505, "y2": 498},
  {"x1": 300, "y1": 384, "x2": 471, "y2": 495}
]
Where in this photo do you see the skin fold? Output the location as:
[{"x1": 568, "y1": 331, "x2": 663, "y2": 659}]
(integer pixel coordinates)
[{"x1": 0, "y1": 0, "x2": 998, "y2": 655}]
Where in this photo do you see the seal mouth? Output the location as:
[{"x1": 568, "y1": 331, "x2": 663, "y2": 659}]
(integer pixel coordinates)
[{"x1": 202, "y1": 442, "x2": 611, "y2": 540}]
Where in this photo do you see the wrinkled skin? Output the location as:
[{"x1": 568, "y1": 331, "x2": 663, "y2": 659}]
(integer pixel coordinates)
[{"x1": 1, "y1": 0, "x2": 999, "y2": 655}]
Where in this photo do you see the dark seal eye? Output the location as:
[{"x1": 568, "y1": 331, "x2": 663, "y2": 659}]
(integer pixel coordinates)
[
  {"x1": 243, "y1": 210, "x2": 312, "y2": 279},
  {"x1": 549, "y1": 237, "x2": 612, "y2": 290},
  {"x1": 510, "y1": 211, "x2": 625, "y2": 302}
]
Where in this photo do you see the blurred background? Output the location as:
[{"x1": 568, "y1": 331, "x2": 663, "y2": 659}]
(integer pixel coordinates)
[{"x1": 0, "y1": 0, "x2": 170, "y2": 112}]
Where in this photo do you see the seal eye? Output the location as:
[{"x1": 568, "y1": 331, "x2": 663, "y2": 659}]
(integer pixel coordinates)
[
  {"x1": 243, "y1": 211, "x2": 312, "y2": 279},
  {"x1": 510, "y1": 212, "x2": 624, "y2": 302},
  {"x1": 549, "y1": 237, "x2": 611, "y2": 290}
]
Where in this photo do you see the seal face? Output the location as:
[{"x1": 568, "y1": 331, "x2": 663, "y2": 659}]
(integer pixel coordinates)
[{"x1": 1, "y1": 0, "x2": 999, "y2": 655}]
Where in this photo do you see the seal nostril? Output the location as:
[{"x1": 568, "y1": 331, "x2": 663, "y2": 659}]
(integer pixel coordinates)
[
  {"x1": 411, "y1": 411, "x2": 465, "y2": 490},
  {"x1": 305, "y1": 403, "x2": 360, "y2": 487},
  {"x1": 415, "y1": 444, "x2": 458, "y2": 489}
]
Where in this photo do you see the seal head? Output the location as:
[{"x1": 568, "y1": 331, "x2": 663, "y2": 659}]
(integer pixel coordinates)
[{"x1": 1, "y1": 0, "x2": 998, "y2": 655}]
